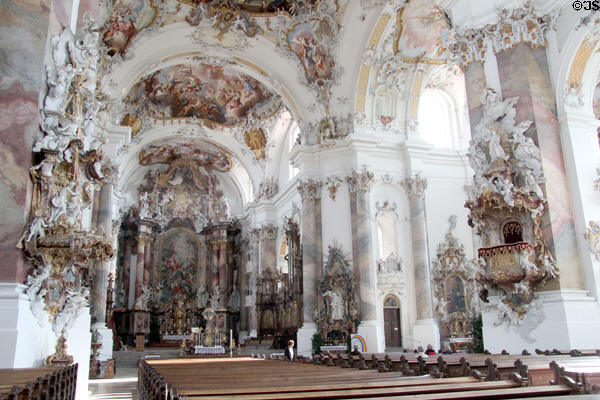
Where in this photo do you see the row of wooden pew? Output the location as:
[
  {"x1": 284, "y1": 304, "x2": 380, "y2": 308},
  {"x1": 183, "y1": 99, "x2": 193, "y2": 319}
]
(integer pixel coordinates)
[
  {"x1": 0, "y1": 364, "x2": 77, "y2": 400},
  {"x1": 287, "y1": 349, "x2": 600, "y2": 394},
  {"x1": 138, "y1": 352, "x2": 599, "y2": 400}
]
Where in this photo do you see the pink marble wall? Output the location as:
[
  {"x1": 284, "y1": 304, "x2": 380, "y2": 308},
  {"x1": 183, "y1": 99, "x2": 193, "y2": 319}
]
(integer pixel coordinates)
[
  {"x1": 0, "y1": 0, "x2": 50, "y2": 282},
  {"x1": 496, "y1": 44, "x2": 583, "y2": 290}
]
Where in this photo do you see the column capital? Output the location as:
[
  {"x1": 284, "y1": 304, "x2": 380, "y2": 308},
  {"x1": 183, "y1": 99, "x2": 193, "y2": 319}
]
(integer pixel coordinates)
[
  {"x1": 403, "y1": 172, "x2": 428, "y2": 199},
  {"x1": 445, "y1": 2, "x2": 555, "y2": 68},
  {"x1": 297, "y1": 179, "x2": 323, "y2": 200},
  {"x1": 251, "y1": 224, "x2": 278, "y2": 241},
  {"x1": 345, "y1": 168, "x2": 374, "y2": 193}
]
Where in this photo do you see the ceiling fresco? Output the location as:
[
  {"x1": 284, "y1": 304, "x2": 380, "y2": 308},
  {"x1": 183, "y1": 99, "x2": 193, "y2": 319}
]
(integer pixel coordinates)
[
  {"x1": 179, "y1": 0, "x2": 315, "y2": 15},
  {"x1": 124, "y1": 64, "x2": 281, "y2": 127},
  {"x1": 394, "y1": 0, "x2": 451, "y2": 60},
  {"x1": 101, "y1": 0, "x2": 158, "y2": 56},
  {"x1": 138, "y1": 138, "x2": 233, "y2": 172}
]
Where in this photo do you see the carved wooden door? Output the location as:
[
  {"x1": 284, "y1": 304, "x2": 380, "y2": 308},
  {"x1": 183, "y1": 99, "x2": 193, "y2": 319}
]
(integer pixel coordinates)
[{"x1": 384, "y1": 308, "x2": 401, "y2": 347}]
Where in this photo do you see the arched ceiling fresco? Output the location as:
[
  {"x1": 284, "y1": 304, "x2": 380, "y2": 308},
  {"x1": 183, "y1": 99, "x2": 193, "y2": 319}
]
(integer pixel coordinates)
[
  {"x1": 138, "y1": 137, "x2": 233, "y2": 172},
  {"x1": 124, "y1": 64, "x2": 281, "y2": 127}
]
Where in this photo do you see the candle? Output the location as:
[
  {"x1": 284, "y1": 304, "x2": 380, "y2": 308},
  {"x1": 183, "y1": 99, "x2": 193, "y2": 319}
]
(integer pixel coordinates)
[{"x1": 230, "y1": 329, "x2": 233, "y2": 358}]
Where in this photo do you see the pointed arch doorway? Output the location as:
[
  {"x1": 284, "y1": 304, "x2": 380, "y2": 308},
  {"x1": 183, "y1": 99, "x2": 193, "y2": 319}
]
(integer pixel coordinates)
[{"x1": 383, "y1": 295, "x2": 402, "y2": 348}]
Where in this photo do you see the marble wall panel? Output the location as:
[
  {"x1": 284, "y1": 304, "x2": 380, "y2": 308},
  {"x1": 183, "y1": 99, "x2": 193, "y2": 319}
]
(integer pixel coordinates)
[{"x1": 0, "y1": 0, "x2": 50, "y2": 282}]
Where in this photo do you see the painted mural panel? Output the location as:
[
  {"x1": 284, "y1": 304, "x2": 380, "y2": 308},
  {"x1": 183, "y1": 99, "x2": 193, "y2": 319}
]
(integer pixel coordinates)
[
  {"x1": 286, "y1": 19, "x2": 335, "y2": 87},
  {"x1": 102, "y1": 0, "x2": 157, "y2": 56},
  {"x1": 124, "y1": 64, "x2": 279, "y2": 126},
  {"x1": 395, "y1": 0, "x2": 450, "y2": 59},
  {"x1": 159, "y1": 229, "x2": 200, "y2": 304}
]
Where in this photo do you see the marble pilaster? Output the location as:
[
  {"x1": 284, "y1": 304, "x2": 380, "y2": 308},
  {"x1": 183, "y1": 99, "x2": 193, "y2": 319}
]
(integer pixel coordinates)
[
  {"x1": 91, "y1": 182, "x2": 113, "y2": 326},
  {"x1": 134, "y1": 238, "x2": 146, "y2": 302},
  {"x1": 347, "y1": 169, "x2": 376, "y2": 321},
  {"x1": 259, "y1": 224, "x2": 278, "y2": 272},
  {"x1": 297, "y1": 180, "x2": 323, "y2": 324},
  {"x1": 403, "y1": 173, "x2": 434, "y2": 321},
  {"x1": 122, "y1": 242, "x2": 132, "y2": 309}
]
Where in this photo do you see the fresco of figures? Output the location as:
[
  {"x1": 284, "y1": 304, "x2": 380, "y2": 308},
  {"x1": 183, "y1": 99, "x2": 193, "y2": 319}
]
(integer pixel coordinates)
[
  {"x1": 159, "y1": 229, "x2": 200, "y2": 304},
  {"x1": 138, "y1": 138, "x2": 232, "y2": 172},
  {"x1": 396, "y1": 0, "x2": 451, "y2": 59},
  {"x1": 182, "y1": 0, "x2": 309, "y2": 14},
  {"x1": 286, "y1": 20, "x2": 335, "y2": 87},
  {"x1": 102, "y1": 0, "x2": 157, "y2": 56},
  {"x1": 124, "y1": 64, "x2": 279, "y2": 126}
]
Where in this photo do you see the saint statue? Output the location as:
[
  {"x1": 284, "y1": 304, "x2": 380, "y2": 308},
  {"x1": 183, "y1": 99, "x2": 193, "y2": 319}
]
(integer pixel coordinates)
[{"x1": 323, "y1": 289, "x2": 344, "y2": 323}]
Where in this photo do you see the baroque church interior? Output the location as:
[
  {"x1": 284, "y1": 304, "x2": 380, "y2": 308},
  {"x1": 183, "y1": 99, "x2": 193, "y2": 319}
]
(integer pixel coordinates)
[{"x1": 2, "y1": 0, "x2": 600, "y2": 397}]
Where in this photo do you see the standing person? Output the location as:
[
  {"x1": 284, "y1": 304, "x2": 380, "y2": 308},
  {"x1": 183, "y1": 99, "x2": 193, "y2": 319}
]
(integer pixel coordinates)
[{"x1": 284, "y1": 340, "x2": 295, "y2": 361}]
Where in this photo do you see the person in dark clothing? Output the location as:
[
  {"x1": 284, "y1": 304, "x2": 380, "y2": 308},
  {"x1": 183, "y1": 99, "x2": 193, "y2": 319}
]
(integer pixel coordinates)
[{"x1": 284, "y1": 340, "x2": 295, "y2": 361}]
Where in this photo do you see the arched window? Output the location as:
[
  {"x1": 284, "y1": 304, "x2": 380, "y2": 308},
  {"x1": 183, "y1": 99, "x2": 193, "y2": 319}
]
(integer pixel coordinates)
[
  {"x1": 377, "y1": 211, "x2": 398, "y2": 259},
  {"x1": 375, "y1": 87, "x2": 398, "y2": 121},
  {"x1": 418, "y1": 90, "x2": 456, "y2": 149}
]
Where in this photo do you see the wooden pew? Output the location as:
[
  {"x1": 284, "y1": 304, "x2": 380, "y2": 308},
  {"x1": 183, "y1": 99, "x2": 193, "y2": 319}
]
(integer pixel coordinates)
[
  {"x1": 139, "y1": 357, "x2": 578, "y2": 400},
  {"x1": 0, "y1": 364, "x2": 77, "y2": 400}
]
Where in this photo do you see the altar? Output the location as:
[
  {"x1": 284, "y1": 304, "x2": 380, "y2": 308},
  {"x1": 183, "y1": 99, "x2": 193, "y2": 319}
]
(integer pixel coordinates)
[
  {"x1": 162, "y1": 334, "x2": 190, "y2": 342},
  {"x1": 194, "y1": 346, "x2": 225, "y2": 355}
]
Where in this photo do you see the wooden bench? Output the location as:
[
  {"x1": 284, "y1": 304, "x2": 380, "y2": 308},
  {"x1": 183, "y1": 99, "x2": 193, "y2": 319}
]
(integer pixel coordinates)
[
  {"x1": 139, "y1": 357, "x2": 578, "y2": 400},
  {"x1": 0, "y1": 364, "x2": 77, "y2": 400}
]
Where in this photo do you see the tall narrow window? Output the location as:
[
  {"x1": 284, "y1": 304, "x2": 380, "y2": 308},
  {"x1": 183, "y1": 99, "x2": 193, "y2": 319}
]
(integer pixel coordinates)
[{"x1": 418, "y1": 90, "x2": 455, "y2": 149}]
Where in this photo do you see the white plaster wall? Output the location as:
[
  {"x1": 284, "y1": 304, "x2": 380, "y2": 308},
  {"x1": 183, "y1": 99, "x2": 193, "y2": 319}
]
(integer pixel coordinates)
[{"x1": 321, "y1": 184, "x2": 353, "y2": 256}]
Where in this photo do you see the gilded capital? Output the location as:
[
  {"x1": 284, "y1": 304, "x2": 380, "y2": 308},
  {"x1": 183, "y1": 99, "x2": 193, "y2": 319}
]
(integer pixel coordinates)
[
  {"x1": 297, "y1": 179, "x2": 323, "y2": 200},
  {"x1": 346, "y1": 168, "x2": 373, "y2": 193},
  {"x1": 402, "y1": 172, "x2": 427, "y2": 199}
]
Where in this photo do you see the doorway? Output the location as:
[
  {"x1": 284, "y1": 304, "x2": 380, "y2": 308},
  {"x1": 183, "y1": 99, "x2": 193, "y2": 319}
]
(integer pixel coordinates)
[{"x1": 383, "y1": 295, "x2": 401, "y2": 348}]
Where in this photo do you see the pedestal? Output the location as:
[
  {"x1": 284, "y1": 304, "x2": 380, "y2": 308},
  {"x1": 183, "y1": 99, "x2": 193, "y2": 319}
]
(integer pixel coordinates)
[
  {"x1": 0, "y1": 283, "x2": 55, "y2": 368},
  {"x1": 91, "y1": 323, "x2": 113, "y2": 362},
  {"x1": 412, "y1": 319, "x2": 440, "y2": 351},
  {"x1": 357, "y1": 320, "x2": 384, "y2": 353},
  {"x1": 297, "y1": 323, "x2": 317, "y2": 357},
  {"x1": 64, "y1": 307, "x2": 91, "y2": 400},
  {"x1": 482, "y1": 291, "x2": 600, "y2": 353}
]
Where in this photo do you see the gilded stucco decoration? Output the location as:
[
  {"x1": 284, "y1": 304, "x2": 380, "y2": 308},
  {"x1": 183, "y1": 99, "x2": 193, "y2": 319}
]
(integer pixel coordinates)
[
  {"x1": 464, "y1": 88, "x2": 557, "y2": 328},
  {"x1": 255, "y1": 178, "x2": 279, "y2": 201},
  {"x1": 444, "y1": 1, "x2": 556, "y2": 68},
  {"x1": 23, "y1": 18, "x2": 114, "y2": 364},
  {"x1": 244, "y1": 127, "x2": 267, "y2": 159},
  {"x1": 314, "y1": 245, "x2": 359, "y2": 340},
  {"x1": 584, "y1": 220, "x2": 600, "y2": 262},
  {"x1": 137, "y1": 156, "x2": 231, "y2": 231},
  {"x1": 297, "y1": 179, "x2": 323, "y2": 200},
  {"x1": 325, "y1": 176, "x2": 343, "y2": 200},
  {"x1": 431, "y1": 215, "x2": 481, "y2": 339}
]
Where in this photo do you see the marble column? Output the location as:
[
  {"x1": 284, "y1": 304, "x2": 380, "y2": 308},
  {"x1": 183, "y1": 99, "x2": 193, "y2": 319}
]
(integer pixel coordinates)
[
  {"x1": 247, "y1": 232, "x2": 260, "y2": 338},
  {"x1": 143, "y1": 237, "x2": 152, "y2": 285},
  {"x1": 91, "y1": 181, "x2": 114, "y2": 361},
  {"x1": 91, "y1": 182, "x2": 112, "y2": 324},
  {"x1": 296, "y1": 179, "x2": 323, "y2": 356},
  {"x1": 403, "y1": 173, "x2": 439, "y2": 348},
  {"x1": 259, "y1": 224, "x2": 278, "y2": 272},
  {"x1": 346, "y1": 169, "x2": 376, "y2": 321},
  {"x1": 122, "y1": 241, "x2": 132, "y2": 309},
  {"x1": 495, "y1": 43, "x2": 583, "y2": 291},
  {"x1": 134, "y1": 237, "x2": 146, "y2": 302}
]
